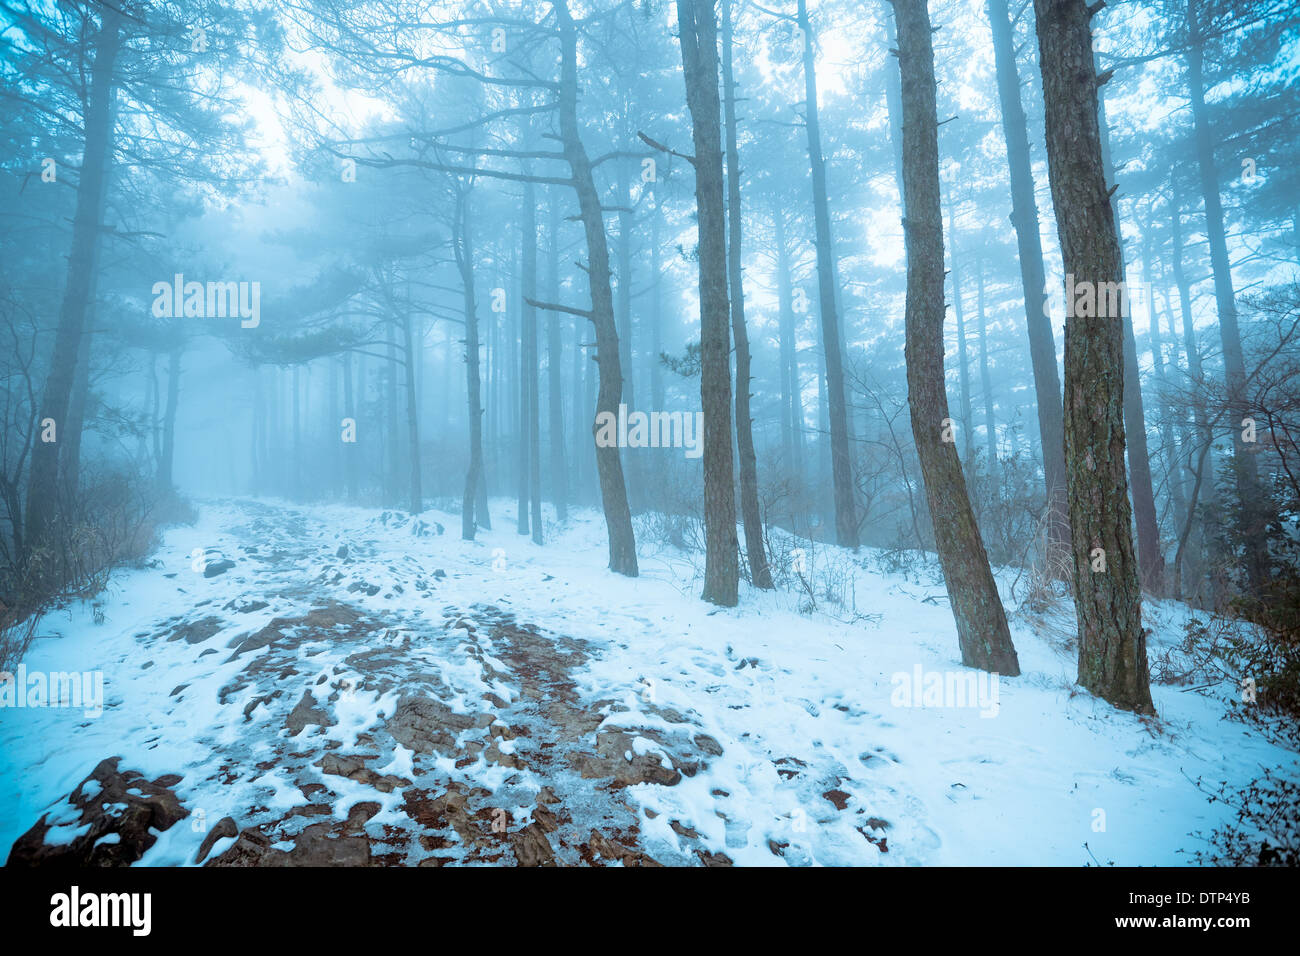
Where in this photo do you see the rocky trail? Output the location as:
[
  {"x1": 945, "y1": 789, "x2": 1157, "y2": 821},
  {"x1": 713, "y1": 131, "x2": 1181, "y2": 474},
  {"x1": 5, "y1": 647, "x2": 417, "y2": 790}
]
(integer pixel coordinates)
[
  {"x1": 6, "y1": 497, "x2": 1280, "y2": 867},
  {"x1": 6, "y1": 501, "x2": 748, "y2": 867}
]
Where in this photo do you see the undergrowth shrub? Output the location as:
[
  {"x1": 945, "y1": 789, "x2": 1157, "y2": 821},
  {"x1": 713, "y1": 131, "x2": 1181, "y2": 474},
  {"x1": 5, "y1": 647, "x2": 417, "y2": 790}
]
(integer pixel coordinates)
[{"x1": 0, "y1": 467, "x2": 192, "y2": 671}]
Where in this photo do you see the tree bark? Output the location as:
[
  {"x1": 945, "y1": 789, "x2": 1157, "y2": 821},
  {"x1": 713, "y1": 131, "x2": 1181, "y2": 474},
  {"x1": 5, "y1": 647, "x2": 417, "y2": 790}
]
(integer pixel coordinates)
[
  {"x1": 62, "y1": 323, "x2": 93, "y2": 504},
  {"x1": 1033, "y1": 0, "x2": 1153, "y2": 713},
  {"x1": 401, "y1": 312, "x2": 422, "y2": 515},
  {"x1": 975, "y1": 257, "x2": 999, "y2": 480},
  {"x1": 774, "y1": 206, "x2": 798, "y2": 472},
  {"x1": 721, "y1": 0, "x2": 773, "y2": 590},
  {"x1": 293, "y1": 364, "x2": 303, "y2": 499},
  {"x1": 1185, "y1": 0, "x2": 1267, "y2": 590},
  {"x1": 1139, "y1": 222, "x2": 1187, "y2": 537},
  {"x1": 456, "y1": 190, "x2": 485, "y2": 541},
  {"x1": 518, "y1": 239, "x2": 530, "y2": 536},
  {"x1": 1096, "y1": 77, "x2": 1164, "y2": 594},
  {"x1": 677, "y1": 0, "x2": 739, "y2": 606},
  {"x1": 547, "y1": 188, "x2": 568, "y2": 521},
  {"x1": 328, "y1": 352, "x2": 340, "y2": 498},
  {"x1": 24, "y1": 7, "x2": 121, "y2": 562},
  {"x1": 649, "y1": 196, "x2": 666, "y2": 413},
  {"x1": 946, "y1": 195, "x2": 975, "y2": 469},
  {"x1": 797, "y1": 0, "x2": 857, "y2": 549},
  {"x1": 523, "y1": 175, "x2": 543, "y2": 544},
  {"x1": 892, "y1": 0, "x2": 1020, "y2": 675},
  {"x1": 343, "y1": 349, "x2": 358, "y2": 502},
  {"x1": 987, "y1": 0, "x2": 1070, "y2": 566},
  {"x1": 615, "y1": 157, "x2": 642, "y2": 513},
  {"x1": 1169, "y1": 178, "x2": 1214, "y2": 600},
  {"x1": 158, "y1": 347, "x2": 181, "y2": 491},
  {"x1": 554, "y1": 0, "x2": 637, "y2": 576}
]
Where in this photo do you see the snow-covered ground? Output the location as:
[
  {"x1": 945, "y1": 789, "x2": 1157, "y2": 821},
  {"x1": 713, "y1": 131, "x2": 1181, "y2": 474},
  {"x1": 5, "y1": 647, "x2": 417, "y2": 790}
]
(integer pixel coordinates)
[{"x1": 1, "y1": 497, "x2": 1292, "y2": 866}]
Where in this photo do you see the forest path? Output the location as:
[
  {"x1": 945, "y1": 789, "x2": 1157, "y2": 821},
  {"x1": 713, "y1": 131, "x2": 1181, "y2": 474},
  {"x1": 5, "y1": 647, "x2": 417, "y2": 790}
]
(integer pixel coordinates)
[
  {"x1": 6, "y1": 496, "x2": 1267, "y2": 866},
  {"x1": 10, "y1": 498, "x2": 900, "y2": 866}
]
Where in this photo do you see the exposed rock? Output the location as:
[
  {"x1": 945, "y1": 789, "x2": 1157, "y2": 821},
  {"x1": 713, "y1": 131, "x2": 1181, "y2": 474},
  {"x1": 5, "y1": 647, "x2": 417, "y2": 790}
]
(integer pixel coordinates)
[
  {"x1": 823, "y1": 788, "x2": 851, "y2": 811},
  {"x1": 386, "y1": 695, "x2": 478, "y2": 755},
  {"x1": 206, "y1": 822, "x2": 372, "y2": 867},
  {"x1": 569, "y1": 729, "x2": 682, "y2": 788},
  {"x1": 693, "y1": 733, "x2": 724, "y2": 757},
  {"x1": 205, "y1": 826, "x2": 282, "y2": 866},
  {"x1": 342, "y1": 801, "x2": 381, "y2": 834},
  {"x1": 286, "y1": 690, "x2": 334, "y2": 736},
  {"x1": 532, "y1": 806, "x2": 561, "y2": 834},
  {"x1": 228, "y1": 603, "x2": 365, "y2": 661},
  {"x1": 6, "y1": 758, "x2": 187, "y2": 867},
  {"x1": 581, "y1": 829, "x2": 663, "y2": 867},
  {"x1": 509, "y1": 823, "x2": 556, "y2": 867},
  {"x1": 696, "y1": 849, "x2": 734, "y2": 867},
  {"x1": 316, "y1": 753, "x2": 410, "y2": 792},
  {"x1": 195, "y1": 816, "x2": 239, "y2": 864},
  {"x1": 204, "y1": 559, "x2": 236, "y2": 578},
  {"x1": 167, "y1": 616, "x2": 225, "y2": 644}
]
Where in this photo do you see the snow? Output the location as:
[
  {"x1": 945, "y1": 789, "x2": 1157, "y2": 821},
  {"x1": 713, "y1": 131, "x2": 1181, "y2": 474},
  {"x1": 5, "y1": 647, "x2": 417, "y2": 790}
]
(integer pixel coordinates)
[{"x1": 0, "y1": 495, "x2": 1293, "y2": 866}]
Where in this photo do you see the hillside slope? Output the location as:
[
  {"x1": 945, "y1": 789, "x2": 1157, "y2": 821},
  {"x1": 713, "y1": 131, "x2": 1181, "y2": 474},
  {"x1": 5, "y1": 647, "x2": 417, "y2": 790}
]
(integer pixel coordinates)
[{"x1": 1, "y1": 498, "x2": 1290, "y2": 866}]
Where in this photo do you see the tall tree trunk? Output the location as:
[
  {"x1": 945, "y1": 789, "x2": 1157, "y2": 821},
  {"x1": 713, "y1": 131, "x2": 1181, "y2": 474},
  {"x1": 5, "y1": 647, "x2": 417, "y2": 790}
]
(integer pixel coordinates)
[
  {"x1": 456, "y1": 191, "x2": 485, "y2": 540},
  {"x1": 1034, "y1": 0, "x2": 1153, "y2": 713},
  {"x1": 329, "y1": 353, "x2": 340, "y2": 498},
  {"x1": 797, "y1": 0, "x2": 857, "y2": 548},
  {"x1": 774, "y1": 207, "x2": 805, "y2": 483},
  {"x1": 722, "y1": 0, "x2": 773, "y2": 589},
  {"x1": 62, "y1": 322, "x2": 93, "y2": 504},
  {"x1": 1185, "y1": 0, "x2": 1267, "y2": 590},
  {"x1": 343, "y1": 349, "x2": 358, "y2": 503},
  {"x1": 946, "y1": 195, "x2": 976, "y2": 468},
  {"x1": 1169, "y1": 179, "x2": 1214, "y2": 600},
  {"x1": 148, "y1": 352, "x2": 161, "y2": 472},
  {"x1": 523, "y1": 176, "x2": 543, "y2": 544},
  {"x1": 485, "y1": 288, "x2": 496, "y2": 500},
  {"x1": 678, "y1": 0, "x2": 738, "y2": 606},
  {"x1": 649, "y1": 196, "x2": 666, "y2": 413},
  {"x1": 158, "y1": 347, "x2": 181, "y2": 491},
  {"x1": 893, "y1": 0, "x2": 1020, "y2": 675},
  {"x1": 385, "y1": 320, "x2": 401, "y2": 505},
  {"x1": 883, "y1": 7, "x2": 906, "y2": 205},
  {"x1": 517, "y1": 259, "x2": 530, "y2": 536},
  {"x1": 293, "y1": 364, "x2": 303, "y2": 500},
  {"x1": 402, "y1": 313, "x2": 422, "y2": 514},
  {"x1": 24, "y1": 8, "x2": 121, "y2": 563},
  {"x1": 646, "y1": 196, "x2": 666, "y2": 510},
  {"x1": 547, "y1": 188, "x2": 568, "y2": 521},
  {"x1": 62, "y1": 84, "x2": 118, "y2": 505},
  {"x1": 251, "y1": 367, "x2": 264, "y2": 495},
  {"x1": 265, "y1": 366, "x2": 279, "y2": 495},
  {"x1": 1096, "y1": 78, "x2": 1164, "y2": 594},
  {"x1": 987, "y1": 0, "x2": 1070, "y2": 564},
  {"x1": 554, "y1": 0, "x2": 638, "y2": 576},
  {"x1": 1140, "y1": 222, "x2": 1187, "y2": 536},
  {"x1": 774, "y1": 206, "x2": 797, "y2": 471},
  {"x1": 507, "y1": 233, "x2": 524, "y2": 531},
  {"x1": 615, "y1": 157, "x2": 642, "y2": 513},
  {"x1": 571, "y1": 305, "x2": 586, "y2": 500},
  {"x1": 976, "y1": 259, "x2": 998, "y2": 479}
]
